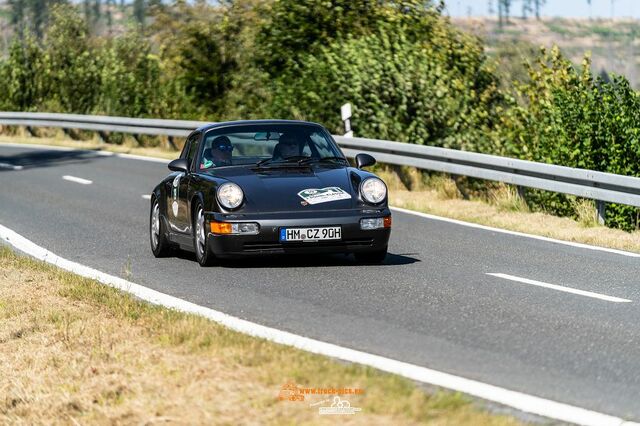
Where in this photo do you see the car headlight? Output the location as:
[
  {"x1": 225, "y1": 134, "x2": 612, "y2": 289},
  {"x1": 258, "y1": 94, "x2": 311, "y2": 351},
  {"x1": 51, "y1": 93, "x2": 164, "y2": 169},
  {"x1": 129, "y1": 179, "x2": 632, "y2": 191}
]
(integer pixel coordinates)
[
  {"x1": 360, "y1": 177, "x2": 387, "y2": 204},
  {"x1": 217, "y1": 182, "x2": 244, "y2": 209}
]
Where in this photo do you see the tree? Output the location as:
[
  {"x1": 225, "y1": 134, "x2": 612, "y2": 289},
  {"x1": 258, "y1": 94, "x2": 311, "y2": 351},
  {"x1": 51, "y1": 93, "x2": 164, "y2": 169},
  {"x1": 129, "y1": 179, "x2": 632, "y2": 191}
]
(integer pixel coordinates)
[
  {"x1": 92, "y1": 0, "x2": 101, "y2": 27},
  {"x1": 98, "y1": 32, "x2": 162, "y2": 117},
  {"x1": 148, "y1": 0, "x2": 242, "y2": 117},
  {"x1": 105, "y1": 0, "x2": 113, "y2": 34},
  {"x1": 533, "y1": 0, "x2": 545, "y2": 20},
  {"x1": 8, "y1": 0, "x2": 26, "y2": 39},
  {"x1": 8, "y1": 0, "x2": 66, "y2": 40},
  {"x1": 42, "y1": 4, "x2": 101, "y2": 113},
  {"x1": 266, "y1": 9, "x2": 503, "y2": 152},
  {"x1": 83, "y1": 0, "x2": 91, "y2": 25},
  {"x1": 0, "y1": 34, "x2": 45, "y2": 110},
  {"x1": 133, "y1": 0, "x2": 145, "y2": 26},
  {"x1": 522, "y1": 0, "x2": 532, "y2": 19},
  {"x1": 30, "y1": 0, "x2": 47, "y2": 38},
  {"x1": 502, "y1": 0, "x2": 511, "y2": 22},
  {"x1": 254, "y1": 1, "x2": 446, "y2": 74},
  {"x1": 497, "y1": 0, "x2": 510, "y2": 28}
]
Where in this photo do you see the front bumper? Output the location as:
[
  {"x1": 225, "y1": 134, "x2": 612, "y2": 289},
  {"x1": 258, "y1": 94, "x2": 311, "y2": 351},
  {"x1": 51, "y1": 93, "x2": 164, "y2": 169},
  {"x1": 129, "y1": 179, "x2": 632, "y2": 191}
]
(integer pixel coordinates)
[{"x1": 204, "y1": 208, "x2": 391, "y2": 257}]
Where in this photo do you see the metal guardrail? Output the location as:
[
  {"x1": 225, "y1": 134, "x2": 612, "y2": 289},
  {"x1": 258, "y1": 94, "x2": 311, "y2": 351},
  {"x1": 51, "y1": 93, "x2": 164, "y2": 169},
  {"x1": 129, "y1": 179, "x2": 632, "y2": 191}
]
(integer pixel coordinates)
[
  {"x1": 2, "y1": 112, "x2": 640, "y2": 218},
  {"x1": 0, "y1": 112, "x2": 208, "y2": 137},
  {"x1": 335, "y1": 136, "x2": 640, "y2": 209}
]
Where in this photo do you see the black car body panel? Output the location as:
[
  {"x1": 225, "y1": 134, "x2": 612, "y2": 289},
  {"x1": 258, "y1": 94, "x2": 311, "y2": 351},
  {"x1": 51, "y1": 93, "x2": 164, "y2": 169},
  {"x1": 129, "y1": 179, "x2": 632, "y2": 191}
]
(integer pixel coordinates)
[{"x1": 151, "y1": 120, "x2": 391, "y2": 261}]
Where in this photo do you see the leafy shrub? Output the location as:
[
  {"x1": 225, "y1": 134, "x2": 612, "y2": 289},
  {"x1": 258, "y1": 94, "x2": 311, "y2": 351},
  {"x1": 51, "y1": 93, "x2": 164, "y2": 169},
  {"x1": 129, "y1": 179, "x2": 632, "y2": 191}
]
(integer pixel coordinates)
[
  {"x1": 97, "y1": 32, "x2": 161, "y2": 118},
  {"x1": 42, "y1": 4, "x2": 101, "y2": 114},
  {"x1": 0, "y1": 33, "x2": 46, "y2": 111},
  {"x1": 265, "y1": 7, "x2": 503, "y2": 153},
  {"x1": 496, "y1": 46, "x2": 640, "y2": 230}
]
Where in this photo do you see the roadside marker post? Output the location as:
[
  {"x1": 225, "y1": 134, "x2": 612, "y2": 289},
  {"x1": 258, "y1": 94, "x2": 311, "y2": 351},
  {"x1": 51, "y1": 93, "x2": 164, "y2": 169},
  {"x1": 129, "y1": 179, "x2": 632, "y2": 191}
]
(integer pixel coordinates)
[{"x1": 341, "y1": 103, "x2": 353, "y2": 138}]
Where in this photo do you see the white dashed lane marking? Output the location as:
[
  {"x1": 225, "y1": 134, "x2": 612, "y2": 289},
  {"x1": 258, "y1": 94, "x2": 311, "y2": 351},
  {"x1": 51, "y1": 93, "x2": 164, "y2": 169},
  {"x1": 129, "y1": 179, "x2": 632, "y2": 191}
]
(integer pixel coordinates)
[{"x1": 62, "y1": 175, "x2": 93, "y2": 185}]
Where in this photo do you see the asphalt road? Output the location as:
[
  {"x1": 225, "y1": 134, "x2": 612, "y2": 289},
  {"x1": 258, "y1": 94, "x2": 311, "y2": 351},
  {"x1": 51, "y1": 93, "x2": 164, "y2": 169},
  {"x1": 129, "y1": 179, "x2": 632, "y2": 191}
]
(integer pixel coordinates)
[{"x1": 2, "y1": 143, "x2": 640, "y2": 421}]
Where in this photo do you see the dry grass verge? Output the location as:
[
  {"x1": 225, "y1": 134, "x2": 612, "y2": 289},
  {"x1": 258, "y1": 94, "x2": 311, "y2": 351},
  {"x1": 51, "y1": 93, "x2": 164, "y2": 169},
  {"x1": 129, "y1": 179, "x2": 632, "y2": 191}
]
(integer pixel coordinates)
[{"x1": 0, "y1": 247, "x2": 522, "y2": 425}]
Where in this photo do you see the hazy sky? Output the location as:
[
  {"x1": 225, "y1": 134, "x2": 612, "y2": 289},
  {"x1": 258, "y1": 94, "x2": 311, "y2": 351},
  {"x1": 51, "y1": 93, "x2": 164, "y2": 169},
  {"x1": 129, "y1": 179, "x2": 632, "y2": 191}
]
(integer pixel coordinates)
[{"x1": 444, "y1": 0, "x2": 640, "y2": 19}]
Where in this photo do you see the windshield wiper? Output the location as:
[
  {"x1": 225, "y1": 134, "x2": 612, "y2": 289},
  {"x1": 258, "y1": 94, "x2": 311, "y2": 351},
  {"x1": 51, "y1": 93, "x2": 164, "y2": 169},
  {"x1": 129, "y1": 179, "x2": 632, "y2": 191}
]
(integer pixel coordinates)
[
  {"x1": 256, "y1": 158, "x2": 273, "y2": 166},
  {"x1": 255, "y1": 156, "x2": 311, "y2": 167},
  {"x1": 298, "y1": 156, "x2": 349, "y2": 165}
]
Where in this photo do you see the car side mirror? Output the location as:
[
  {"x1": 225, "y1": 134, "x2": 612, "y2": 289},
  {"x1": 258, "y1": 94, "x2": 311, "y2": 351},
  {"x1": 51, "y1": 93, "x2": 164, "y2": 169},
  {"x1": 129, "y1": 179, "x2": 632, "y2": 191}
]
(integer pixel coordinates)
[
  {"x1": 168, "y1": 158, "x2": 188, "y2": 172},
  {"x1": 355, "y1": 153, "x2": 376, "y2": 169}
]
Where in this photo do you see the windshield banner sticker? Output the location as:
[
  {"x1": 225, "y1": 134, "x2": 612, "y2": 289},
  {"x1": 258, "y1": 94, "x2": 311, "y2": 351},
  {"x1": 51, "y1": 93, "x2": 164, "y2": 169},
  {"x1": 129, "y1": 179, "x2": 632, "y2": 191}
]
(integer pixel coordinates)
[{"x1": 298, "y1": 187, "x2": 351, "y2": 205}]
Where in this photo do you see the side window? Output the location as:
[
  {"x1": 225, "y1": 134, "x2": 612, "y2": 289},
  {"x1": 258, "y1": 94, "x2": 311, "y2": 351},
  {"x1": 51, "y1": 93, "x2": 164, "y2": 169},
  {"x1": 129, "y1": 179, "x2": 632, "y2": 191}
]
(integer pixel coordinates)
[
  {"x1": 185, "y1": 133, "x2": 200, "y2": 170},
  {"x1": 179, "y1": 138, "x2": 190, "y2": 159}
]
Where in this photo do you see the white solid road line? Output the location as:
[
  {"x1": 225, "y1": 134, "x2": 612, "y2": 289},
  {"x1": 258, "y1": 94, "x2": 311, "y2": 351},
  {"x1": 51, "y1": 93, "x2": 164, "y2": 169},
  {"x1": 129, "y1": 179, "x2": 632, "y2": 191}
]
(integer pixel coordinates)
[
  {"x1": 141, "y1": 194, "x2": 151, "y2": 200},
  {"x1": 392, "y1": 206, "x2": 640, "y2": 258},
  {"x1": 62, "y1": 175, "x2": 93, "y2": 185},
  {"x1": 0, "y1": 162, "x2": 23, "y2": 170},
  {"x1": 487, "y1": 273, "x2": 632, "y2": 303},
  {"x1": 0, "y1": 223, "x2": 637, "y2": 426}
]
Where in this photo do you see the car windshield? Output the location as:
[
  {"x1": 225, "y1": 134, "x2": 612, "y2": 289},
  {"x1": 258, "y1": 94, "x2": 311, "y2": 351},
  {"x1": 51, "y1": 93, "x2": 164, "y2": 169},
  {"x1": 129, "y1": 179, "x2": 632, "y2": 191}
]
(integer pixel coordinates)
[{"x1": 197, "y1": 123, "x2": 345, "y2": 170}]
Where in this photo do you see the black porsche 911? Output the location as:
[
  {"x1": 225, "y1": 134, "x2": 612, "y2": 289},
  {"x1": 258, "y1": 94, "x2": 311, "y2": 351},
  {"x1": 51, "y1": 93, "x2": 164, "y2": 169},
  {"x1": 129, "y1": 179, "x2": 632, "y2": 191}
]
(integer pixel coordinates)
[{"x1": 149, "y1": 120, "x2": 391, "y2": 266}]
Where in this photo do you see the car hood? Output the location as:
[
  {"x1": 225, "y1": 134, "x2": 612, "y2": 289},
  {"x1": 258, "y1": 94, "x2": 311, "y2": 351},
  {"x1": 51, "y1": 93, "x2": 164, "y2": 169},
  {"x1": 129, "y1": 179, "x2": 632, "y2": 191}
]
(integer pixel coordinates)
[{"x1": 209, "y1": 166, "x2": 357, "y2": 213}]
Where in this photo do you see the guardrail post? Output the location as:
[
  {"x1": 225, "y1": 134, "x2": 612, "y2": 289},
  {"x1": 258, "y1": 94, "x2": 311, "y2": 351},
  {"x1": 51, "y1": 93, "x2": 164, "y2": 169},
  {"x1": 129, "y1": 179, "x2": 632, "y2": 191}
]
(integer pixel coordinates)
[
  {"x1": 25, "y1": 126, "x2": 35, "y2": 137},
  {"x1": 97, "y1": 131, "x2": 109, "y2": 144},
  {"x1": 62, "y1": 128, "x2": 81, "y2": 140},
  {"x1": 596, "y1": 200, "x2": 606, "y2": 225},
  {"x1": 167, "y1": 136, "x2": 177, "y2": 151},
  {"x1": 451, "y1": 174, "x2": 469, "y2": 200},
  {"x1": 516, "y1": 185, "x2": 526, "y2": 200}
]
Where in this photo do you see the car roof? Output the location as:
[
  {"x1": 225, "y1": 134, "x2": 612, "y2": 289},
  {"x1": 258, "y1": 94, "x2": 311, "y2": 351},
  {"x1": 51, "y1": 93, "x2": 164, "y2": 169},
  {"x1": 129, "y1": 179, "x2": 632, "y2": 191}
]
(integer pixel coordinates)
[{"x1": 194, "y1": 119, "x2": 327, "y2": 134}]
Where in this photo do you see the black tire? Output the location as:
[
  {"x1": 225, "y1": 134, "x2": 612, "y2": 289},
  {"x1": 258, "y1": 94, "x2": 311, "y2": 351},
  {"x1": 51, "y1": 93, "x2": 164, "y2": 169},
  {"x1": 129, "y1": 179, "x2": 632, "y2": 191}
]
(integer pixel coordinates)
[
  {"x1": 150, "y1": 196, "x2": 172, "y2": 257},
  {"x1": 193, "y1": 200, "x2": 216, "y2": 267},
  {"x1": 354, "y1": 246, "x2": 387, "y2": 264}
]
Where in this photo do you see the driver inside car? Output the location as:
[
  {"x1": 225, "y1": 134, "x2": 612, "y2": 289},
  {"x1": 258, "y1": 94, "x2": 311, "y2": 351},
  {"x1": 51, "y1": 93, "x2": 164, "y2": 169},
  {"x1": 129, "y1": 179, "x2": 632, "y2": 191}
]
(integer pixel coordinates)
[
  {"x1": 201, "y1": 135, "x2": 233, "y2": 169},
  {"x1": 272, "y1": 132, "x2": 302, "y2": 160}
]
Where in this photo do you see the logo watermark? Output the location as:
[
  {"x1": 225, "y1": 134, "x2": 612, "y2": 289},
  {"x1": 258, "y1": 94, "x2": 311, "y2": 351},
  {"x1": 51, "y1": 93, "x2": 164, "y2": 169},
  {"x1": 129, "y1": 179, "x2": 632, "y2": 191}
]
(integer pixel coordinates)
[
  {"x1": 318, "y1": 396, "x2": 362, "y2": 415},
  {"x1": 277, "y1": 382, "x2": 364, "y2": 415}
]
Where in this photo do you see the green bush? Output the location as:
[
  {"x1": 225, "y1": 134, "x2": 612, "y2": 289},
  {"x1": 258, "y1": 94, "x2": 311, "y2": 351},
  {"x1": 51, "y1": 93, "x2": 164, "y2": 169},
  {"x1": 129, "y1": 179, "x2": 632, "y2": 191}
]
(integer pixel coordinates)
[
  {"x1": 42, "y1": 4, "x2": 101, "y2": 113},
  {"x1": 264, "y1": 5, "x2": 503, "y2": 153},
  {"x1": 496, "y1": 46, "x2": 640, "y2": 230},
  {"x1": 97, "y1": 32, "x2": 161, "y2": 118},
  {"x1": 0, "y1": 33, "x2": 46, "y2": 111}
]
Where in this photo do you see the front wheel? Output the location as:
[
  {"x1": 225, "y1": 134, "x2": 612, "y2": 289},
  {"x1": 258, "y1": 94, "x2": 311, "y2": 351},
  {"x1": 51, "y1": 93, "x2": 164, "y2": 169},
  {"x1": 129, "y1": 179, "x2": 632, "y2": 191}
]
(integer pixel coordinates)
[
  {"x1": 193, "y1": 201, "x2": 216, "y2": 267},
  {"x1": 150, "y1": 196, "x2": 171, "y2": 257},
  {"x1": 354, "y1": 247, "x2": 387, "y2": 264}
]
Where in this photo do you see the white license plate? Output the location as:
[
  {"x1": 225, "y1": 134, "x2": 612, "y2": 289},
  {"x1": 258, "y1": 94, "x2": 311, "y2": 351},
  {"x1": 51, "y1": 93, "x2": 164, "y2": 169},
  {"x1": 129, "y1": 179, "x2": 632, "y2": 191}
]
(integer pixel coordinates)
[{"x1": 279, "y1": 226, "x2": 341, "y2": 242}]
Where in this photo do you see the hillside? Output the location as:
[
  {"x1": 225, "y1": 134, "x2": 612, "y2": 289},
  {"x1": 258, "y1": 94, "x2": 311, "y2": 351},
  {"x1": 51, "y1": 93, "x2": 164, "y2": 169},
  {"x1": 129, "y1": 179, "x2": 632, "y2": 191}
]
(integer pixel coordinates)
[{"x1": 453, "y1": 17, "x2": 640, "y2": 88}]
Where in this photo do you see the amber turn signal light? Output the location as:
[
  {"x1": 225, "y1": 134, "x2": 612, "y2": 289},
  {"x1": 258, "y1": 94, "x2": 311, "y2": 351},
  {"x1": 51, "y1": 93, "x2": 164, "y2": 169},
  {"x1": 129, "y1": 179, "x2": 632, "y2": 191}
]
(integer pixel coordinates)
[{"x1": 210, "y1": 221, "x2": 233, "y2": 234}]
